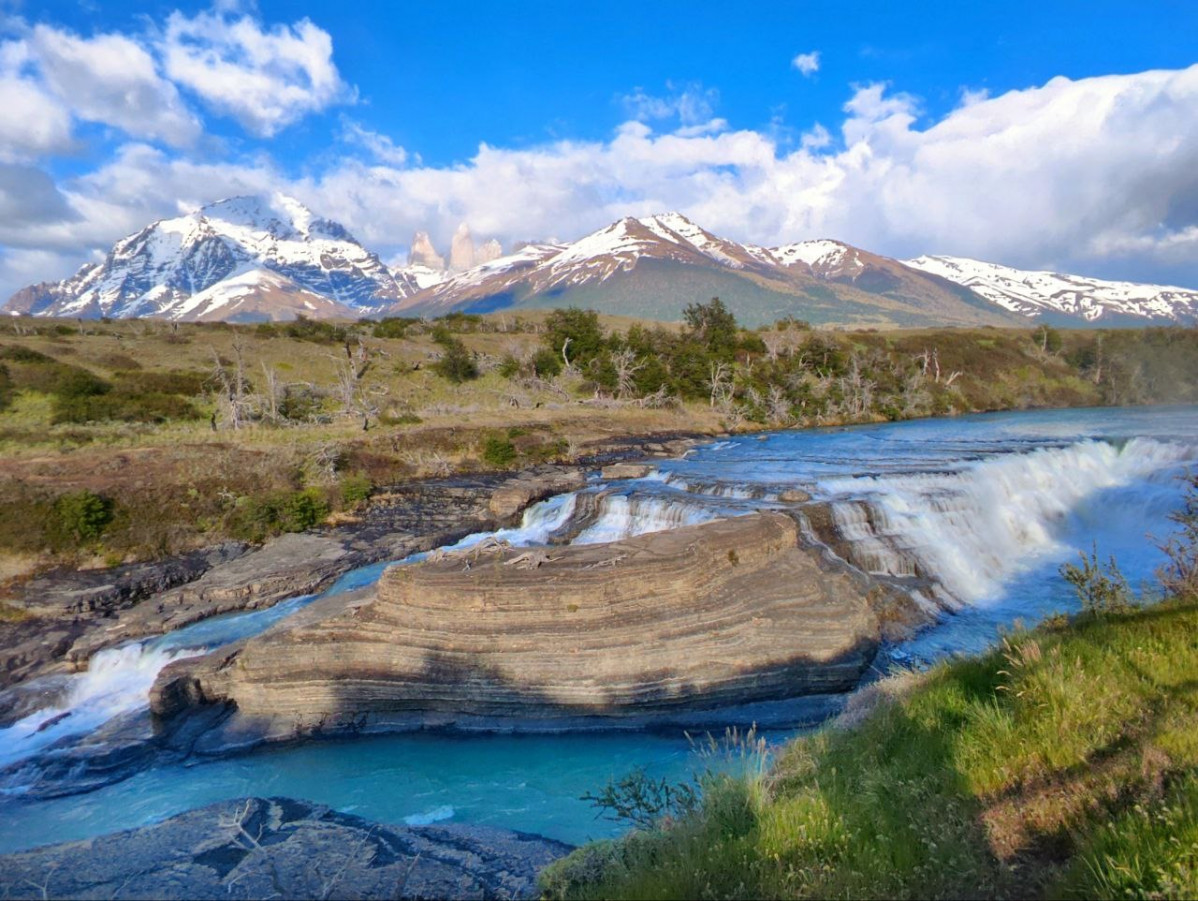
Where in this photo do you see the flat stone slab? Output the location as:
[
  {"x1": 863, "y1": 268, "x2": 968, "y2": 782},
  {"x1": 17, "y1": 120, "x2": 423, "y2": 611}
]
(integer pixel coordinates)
[{"x1": 0, "y1": 796, "x2": 571, "y2": 900}]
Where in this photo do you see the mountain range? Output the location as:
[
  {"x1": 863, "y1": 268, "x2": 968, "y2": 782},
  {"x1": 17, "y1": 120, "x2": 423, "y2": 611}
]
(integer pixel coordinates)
[{"x1": 6, "y1": 194, "x2": 1198, "y2": 329}]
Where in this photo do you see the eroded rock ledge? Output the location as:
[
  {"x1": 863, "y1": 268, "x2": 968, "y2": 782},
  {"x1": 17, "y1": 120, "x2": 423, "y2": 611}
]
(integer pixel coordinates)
[
  {"x1": 153, "y1": 512, "x2": 882, "y2": 739},
  {"x1": 0, "y1": 796, "x2": 570, "y2": 900}
]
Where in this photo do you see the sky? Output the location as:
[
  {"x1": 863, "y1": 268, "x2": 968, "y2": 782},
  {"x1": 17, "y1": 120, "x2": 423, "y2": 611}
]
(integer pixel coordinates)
[{"x1": 2, "y1": 0, "x2": 1197, "y2": 300}]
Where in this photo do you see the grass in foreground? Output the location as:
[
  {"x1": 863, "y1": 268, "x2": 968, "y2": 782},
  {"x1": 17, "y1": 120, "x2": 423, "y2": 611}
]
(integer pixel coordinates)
[{"x1": 541, "y1": 598, "x2": 1198, "y2": 899}]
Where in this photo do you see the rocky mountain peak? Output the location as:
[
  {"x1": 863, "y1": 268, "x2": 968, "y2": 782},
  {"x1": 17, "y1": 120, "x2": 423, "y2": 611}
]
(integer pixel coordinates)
[
  {"x1": 408, "y1": 231, "x2": 446, "y2": 270},
  {"x1": 450, "y1": 223, "x2": 476, "y2": 272}
]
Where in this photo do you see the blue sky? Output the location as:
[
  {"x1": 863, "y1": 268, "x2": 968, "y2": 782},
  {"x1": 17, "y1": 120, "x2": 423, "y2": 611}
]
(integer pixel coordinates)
[{"x1": 2, "y1": 0, "x2": 1197, "y2": 297}]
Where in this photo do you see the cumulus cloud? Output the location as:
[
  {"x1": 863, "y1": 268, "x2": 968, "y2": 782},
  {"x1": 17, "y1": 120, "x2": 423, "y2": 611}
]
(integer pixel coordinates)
[
  {"x1": 161, "y1": 9, "x2": 352, "y2": 137},
  {"x1": 0, "y1": 41, "x2": 74, "y2": 161},
  {"x1": 792, "y1": 51, "x2": 820, "y2": 77},
  {"x1": 30, "y1": 25, "x2": 201, "y2": 146},
  {"x1": 7, "y1": 63, "x2": 1198, "y2": 301}
]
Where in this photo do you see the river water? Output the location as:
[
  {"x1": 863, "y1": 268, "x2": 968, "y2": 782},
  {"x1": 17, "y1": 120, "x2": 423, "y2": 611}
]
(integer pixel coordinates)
[{"x1": 0, "y1": 405, "x2": 1195, "y2": 851}]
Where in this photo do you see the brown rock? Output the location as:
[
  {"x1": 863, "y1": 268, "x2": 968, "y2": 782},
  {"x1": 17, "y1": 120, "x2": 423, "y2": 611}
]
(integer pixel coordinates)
[
  {"x1": 599, "y1": 463, "x2": 654, "y2": 480},
  {"x1": 487, "y1": 469, "x2": 585, "y2": 521},
  {"x1": 156, "y1": 513, "x2": 880, "y2": 731},
  {"x1": 778, "y1": 488, "x2": 812, "y2": 503}
]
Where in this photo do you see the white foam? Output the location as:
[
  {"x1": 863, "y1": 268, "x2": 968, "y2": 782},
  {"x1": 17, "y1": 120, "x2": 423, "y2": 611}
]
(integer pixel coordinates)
[
  {"x1": 820, "y1": 437, "x2": 1192, "y2": 603},
  {"x1": 404, "y1": 804, "x2": 454, "y2": 826},
  {"x1": 0, "y1": 642, "x2": 207, "y2": 769}
]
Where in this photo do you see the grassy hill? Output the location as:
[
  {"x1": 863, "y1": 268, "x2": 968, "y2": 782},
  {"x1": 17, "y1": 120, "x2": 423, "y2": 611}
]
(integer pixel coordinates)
[{"x1": 542, "y1": 588, "x2": 1198, "y2": 899}]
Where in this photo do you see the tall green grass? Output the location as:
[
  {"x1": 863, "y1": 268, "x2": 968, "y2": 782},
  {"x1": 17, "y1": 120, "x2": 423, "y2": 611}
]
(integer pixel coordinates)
[{"x1": 542, "y1": 600, "x2": 1198, "y2": 900}]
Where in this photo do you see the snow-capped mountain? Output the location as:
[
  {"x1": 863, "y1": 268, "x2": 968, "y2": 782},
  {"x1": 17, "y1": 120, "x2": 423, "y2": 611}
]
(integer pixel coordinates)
[
  {"x1": 5, "y1": 195, "x2": 417, "y2": 321},
  {"x1": 393, "y1": 213, "x2": 1015, "y2": 329},
  {"x1": 905, "y1": 255, "x2": 1198, "y2": 325},
  {"x1": 9, "y1": 199, "x2": 1197, "y2": 328}
]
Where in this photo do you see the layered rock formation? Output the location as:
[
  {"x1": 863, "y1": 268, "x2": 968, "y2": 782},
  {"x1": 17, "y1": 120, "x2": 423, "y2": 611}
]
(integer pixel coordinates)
[{"x1": 153, "y1": 512, "x2": 880, "y2": 733}]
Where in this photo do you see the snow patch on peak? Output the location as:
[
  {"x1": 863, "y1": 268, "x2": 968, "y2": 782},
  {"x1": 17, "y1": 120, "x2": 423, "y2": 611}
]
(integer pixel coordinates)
[
  {"x1": 906, "y1": 254, "x2": 1198, "y2": 323},
  {"x1": 771, "y1": 240, "x2": 850, "y2": 269}
]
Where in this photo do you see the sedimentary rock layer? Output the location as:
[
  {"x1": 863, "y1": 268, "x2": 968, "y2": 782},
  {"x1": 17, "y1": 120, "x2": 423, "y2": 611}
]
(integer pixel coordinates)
[{"x1": 154, "y1": 513, "x2": 880, "y2": 728}]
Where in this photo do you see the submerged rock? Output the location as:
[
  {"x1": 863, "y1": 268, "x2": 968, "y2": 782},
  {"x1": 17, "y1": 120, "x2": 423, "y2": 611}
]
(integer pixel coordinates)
[
  {"x1": 153, "y1": 512, "x2": 881, "y2": 740},
  {"x1": 0, "y1": 796, "x2": 570, "y2": 900}
]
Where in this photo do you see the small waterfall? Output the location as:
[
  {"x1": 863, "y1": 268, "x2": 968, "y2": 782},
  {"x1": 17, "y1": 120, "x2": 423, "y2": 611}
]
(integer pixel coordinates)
[
  {"x1": 0, "y1": 642, "x2": 207, "y2": 770},
  {"x1": 432, "y1": 492, "x2": 580, "y2": 555},
  {"x1": 572, "y1": 493, "x2": 720, "y2": 545},
  {"x1": 819, "y1": 437, "x2": 1193, "y2": 604}
]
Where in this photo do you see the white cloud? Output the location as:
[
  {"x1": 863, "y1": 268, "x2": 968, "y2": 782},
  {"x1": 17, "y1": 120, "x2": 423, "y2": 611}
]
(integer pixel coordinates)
[
  {"x1": 620, "y1": 83, "x2": 720, "y2": 127},
  {"x1": 31, "y1": 25, "x2": 201, "y2": 147},
  {"x1": 800, "y1": 123, "x2": 832, "y2": 150},
  {"x1": 7, "y1": 64, "x2": 1198, "y2": 301},
  {"x1": 161, "y1": 9, "x2": 352, "y2": 137},
  {"x1": 792, "y1": 51, "x2": 820, "y2": 77},
  {"x1": 0, "y1": 41, "x2": 74, "y2": 161},
  {"x1": 341, "y1": 119, "x2": 409, "y2": 166}
]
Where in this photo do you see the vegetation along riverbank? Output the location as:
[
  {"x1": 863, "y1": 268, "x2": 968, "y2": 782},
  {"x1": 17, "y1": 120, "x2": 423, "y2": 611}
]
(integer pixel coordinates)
[{"x1": 1, "y1": 307, "x2": 1195, "y2": 595}]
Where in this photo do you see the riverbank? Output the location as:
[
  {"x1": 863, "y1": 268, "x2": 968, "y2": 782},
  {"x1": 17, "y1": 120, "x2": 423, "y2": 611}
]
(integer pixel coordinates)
[
  {"x1": 540, "y1": 594, "x2": 1198, "y2": 899},
  {"x1": 0, "y1": 432, "x2": 700, "y2": 695},
  {"x1": 0, "y1": 796, "x2": 571, "y2": 900}
]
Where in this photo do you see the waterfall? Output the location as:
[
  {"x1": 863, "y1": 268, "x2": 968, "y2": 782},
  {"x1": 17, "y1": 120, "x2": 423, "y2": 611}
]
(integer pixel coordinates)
[
  {"x1": 572, "y1": 493, "x2": 720, "y2": 545},
  {"x1": 0, "y1": 642, "x2": 207, "y2": 771},
  {"x1": 818, "y1": 437, "x2": 1193, "y2": 604}
]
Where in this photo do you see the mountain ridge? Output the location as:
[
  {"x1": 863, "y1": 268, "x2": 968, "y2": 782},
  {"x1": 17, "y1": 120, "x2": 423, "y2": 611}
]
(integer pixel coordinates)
[{"x1": 6, "y1": 196, "x2": 1197, "y2": 328}]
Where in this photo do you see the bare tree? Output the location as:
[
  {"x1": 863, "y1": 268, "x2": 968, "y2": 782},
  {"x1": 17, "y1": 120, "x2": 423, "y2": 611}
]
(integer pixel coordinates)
[
  {"x1": 210, "y1": 339, "x2": 251, "y2": 429},
  {"x1": 331, "y1": 338, "x2": 383, "y2": 430},
  {"x1": 261, "y1": 362, "x2": 281, "y2": 423},
  {"x1": 610, "y1": 347, "x2": 646, "y2": 400},
  {"x1": 766, "y1": 384, "x2": 791, "y2": 424},
  {"x1": 708, "y1": 360, "x2": 734, "y2": 410}
]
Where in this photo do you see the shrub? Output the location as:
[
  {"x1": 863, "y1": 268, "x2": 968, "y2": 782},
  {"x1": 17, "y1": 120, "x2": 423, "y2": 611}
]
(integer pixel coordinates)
[
  {"x1": 532, "y1": 347, "x2": 563, "y2": 378},
  {"x1": 372, "y1": 317, "x2": 417, "y2": 339},
  {"x1": 482, "y1": 435, "x2": 517, "y2": 468},
  {"x1": 1061, "y1": 543, "x2": 1135, "y2": 614},
  {"x1": 497, "y1": 355, "x2": 522, "y2": 378},
  {"x1": 0, "y1": 345, "x2": 54, "y2": 364},
  {"x1": 51, "y1": 490, "x2": 114, "y2": 545},
  {"x1": 340, "y1": 472, "x2": 373, "y2": 509},
  {"x1": 278, "y1": 489, "x2": 329, "y2": 532},
  {"x1": 433, "y1": 338, "x2": 479, "y2": 383},
  {"x1": 230, "y1": 488, "x2": 330, "y2": 541},
  {"x1": 1158, "y1": 471, "x2": 1198, "y2": 598},
  {"x1": 53, "y1": 367, "x2": 110, "y2": 400},
  {"x1": 544, "y1": 308, "x2": 607, "y2": 368},
  {"x1": 280, "y1": 315, "x2": 347, "y2": 344},
  {"x1": 113, "y1": 370, "x2": 207, "y2": 396},
  {"x1": 580, "y1": 767, "x2": 700, "y2": 831}
]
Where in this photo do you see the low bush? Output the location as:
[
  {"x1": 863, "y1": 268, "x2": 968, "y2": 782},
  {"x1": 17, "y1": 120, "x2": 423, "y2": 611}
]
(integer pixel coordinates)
[
  {"x1": 340, "y1": 472, "x2": 373, "y2": 509},
  {"x1": 372, "y1": 317, "x2": 418, "y2": 339},
  {"x1": 433, "y1": 338, "x2": 479, "y2": 383},
  {"x1": 49, "y1": 490, "x2": 115, "y2": 547},
  {"x1": 229, "y1": 488, "x2": 330, "y2": 542},
  {"x1": 482, "y1": 435, "x2": 517, "y2": 468}
]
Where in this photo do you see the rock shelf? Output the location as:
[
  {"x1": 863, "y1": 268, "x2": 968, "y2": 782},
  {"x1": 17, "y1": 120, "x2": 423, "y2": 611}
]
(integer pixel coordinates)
[{"x1": 153, "y1": 512, "x2": 881, "y2": 735}]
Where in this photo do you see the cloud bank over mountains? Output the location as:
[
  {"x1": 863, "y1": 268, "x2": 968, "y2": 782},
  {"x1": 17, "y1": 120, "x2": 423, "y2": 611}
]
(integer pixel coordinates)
[{"x1": 1, "y1": 4, "x2": 1197, "y2": 305}]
